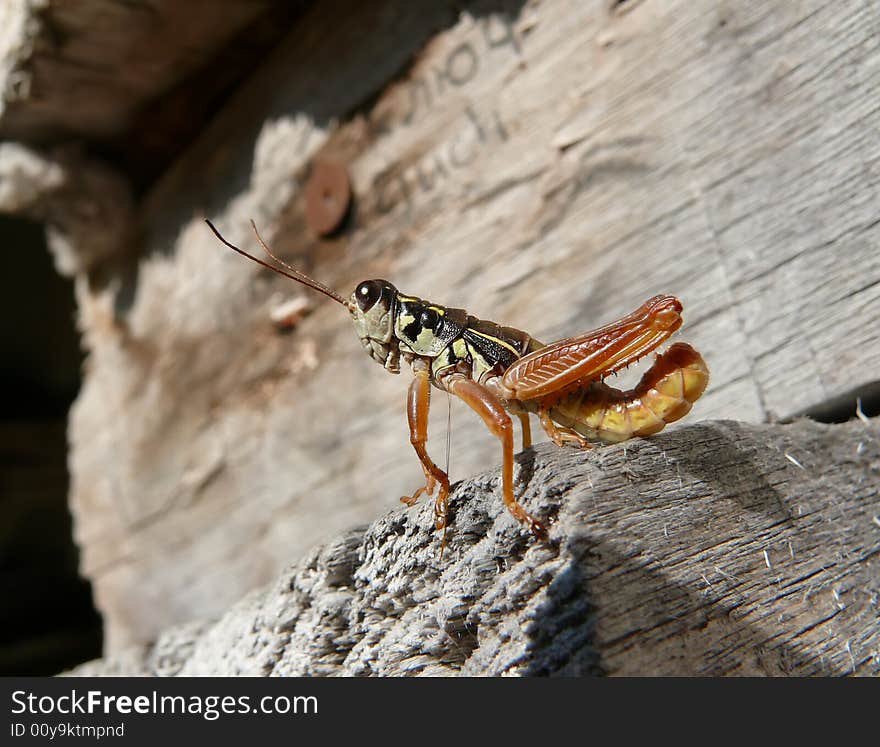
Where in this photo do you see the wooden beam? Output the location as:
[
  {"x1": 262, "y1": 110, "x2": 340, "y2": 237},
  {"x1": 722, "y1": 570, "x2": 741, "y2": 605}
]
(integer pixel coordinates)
[
  {"x1": 68, "y1": 416, "x2": 880, "y2": 676},
  {"x1": 0, "y1": 0, "x2": 311, "y2": 189},
  {"x1": 51, "y1": 0, "x2": 880, "y2": 648}
]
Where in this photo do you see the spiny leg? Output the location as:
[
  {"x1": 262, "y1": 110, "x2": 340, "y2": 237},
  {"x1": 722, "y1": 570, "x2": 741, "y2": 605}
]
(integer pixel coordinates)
[
  {"x1": 517, "y1": 413, "x2": 532, "y2": 450},
  {"x1": 447, "y1": 376, "x2": 546, "y2": 538},
  {"x1": 401, "y1": 366, "x2": 451, "y2": 535},
  {"x1": 539, "y1": 406, "x2": 593, "y2": 449}
]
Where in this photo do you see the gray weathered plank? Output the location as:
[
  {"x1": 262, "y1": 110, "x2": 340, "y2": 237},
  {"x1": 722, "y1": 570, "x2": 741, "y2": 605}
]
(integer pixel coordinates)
[
  {"x1": 0, "y1": 0, "x2": 271, "y2": 139},
  {"x1": 68, "y1": 417, "x2": 880, "y2": 676},
  {"x1": 42, "y1": 0, "x2": 880, "y2": 648}
]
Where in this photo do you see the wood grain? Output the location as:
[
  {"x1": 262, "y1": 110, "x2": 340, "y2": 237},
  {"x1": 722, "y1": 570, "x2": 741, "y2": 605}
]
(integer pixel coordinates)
[
  {"x1": 68, "y1": 416, "x2": 880, "y2": 676},
  {"x1": 3, "y1": 0, "x2": 874, "y2": 648},
  {"x1": 0, "y1": 0, "x2": 311, "y2": 188}
]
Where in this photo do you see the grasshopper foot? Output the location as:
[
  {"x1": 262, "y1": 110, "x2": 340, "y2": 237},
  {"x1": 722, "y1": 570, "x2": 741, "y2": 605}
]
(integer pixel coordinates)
[
  {"x1": 401, "y1": 473, "x2": 438, "y2": 506},
  {"x1": 508, "y1": 501, "x2": 548, "y2": 540}
]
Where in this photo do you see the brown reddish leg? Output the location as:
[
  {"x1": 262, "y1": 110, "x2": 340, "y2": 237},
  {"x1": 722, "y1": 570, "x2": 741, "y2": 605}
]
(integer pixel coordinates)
[
  {"x1": 517, "y1": 413, "x2": 532, "y2": 450},
  {"x1": 401, "y1": 366, "x2": 451, "y2": 534},
  {"x1": 447, "y1": 376, "x2": 546, "y2": 538}
]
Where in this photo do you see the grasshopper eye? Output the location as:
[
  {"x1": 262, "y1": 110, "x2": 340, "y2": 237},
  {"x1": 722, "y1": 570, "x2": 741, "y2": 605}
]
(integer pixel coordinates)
[
  {"x1": 356, "y1": 281, "x2": 382, "y2": 311},
  {"x1": 420, "y1": 308, "x2": 440, "y2": 330}
]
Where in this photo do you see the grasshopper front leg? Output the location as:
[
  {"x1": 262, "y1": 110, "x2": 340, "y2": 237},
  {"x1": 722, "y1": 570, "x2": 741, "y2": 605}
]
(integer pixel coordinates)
[{"x1": 401, "y1": 364, "x2": 451, "y2": 534}]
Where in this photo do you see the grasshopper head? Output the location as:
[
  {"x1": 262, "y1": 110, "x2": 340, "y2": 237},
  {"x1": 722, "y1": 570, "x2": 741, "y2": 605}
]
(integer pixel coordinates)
[{"x1": 349, "y1": 279, "x2": 400, "y2": 370}]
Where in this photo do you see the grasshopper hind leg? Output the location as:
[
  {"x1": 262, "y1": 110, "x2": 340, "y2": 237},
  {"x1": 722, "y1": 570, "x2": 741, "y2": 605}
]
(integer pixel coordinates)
[{"x1": 447, "y1": 376, "x2": 546, "y2": 539}]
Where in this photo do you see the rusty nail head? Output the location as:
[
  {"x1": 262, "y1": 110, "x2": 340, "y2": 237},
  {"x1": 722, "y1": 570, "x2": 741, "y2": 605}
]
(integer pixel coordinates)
[{"x1": 305, "y1": 160, "x2": 352, "y2": 236}]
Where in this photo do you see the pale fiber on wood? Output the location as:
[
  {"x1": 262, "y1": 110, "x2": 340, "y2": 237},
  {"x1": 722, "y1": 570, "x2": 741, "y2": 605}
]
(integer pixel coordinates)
[
  {"x1": 69, "y1": 417, "x2": 880, "y2": 676},
  {"x1": 0, "y1": 1, "x2": 44, "y2": 117},
  {"x1": 0, "y1": 143, "x2": 132, "y2": 275}
]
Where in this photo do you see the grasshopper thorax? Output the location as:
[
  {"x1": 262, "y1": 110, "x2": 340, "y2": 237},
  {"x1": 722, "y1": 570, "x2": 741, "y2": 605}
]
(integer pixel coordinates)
[
  {"x1": 349, "y1": 280, "x2": 463, "y2": 374},
  {"x1": 393, "y1": 295, "x2": 457, "y2": 357}
]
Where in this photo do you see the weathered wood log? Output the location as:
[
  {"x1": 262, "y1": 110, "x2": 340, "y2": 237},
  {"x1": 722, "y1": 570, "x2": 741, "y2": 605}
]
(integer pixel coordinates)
[
  {"x1": 0, "y1": 1, "x2": 302, "y2": 166},
  {"x1": 3, "y1": 0, "x2": 878, "y2": 652},
  {"x1": 0, "y1": 142, "x2": 132, "y2": 275},
  {"x1": 68, "y1": 417, "x2": 880, "y2": 676}
]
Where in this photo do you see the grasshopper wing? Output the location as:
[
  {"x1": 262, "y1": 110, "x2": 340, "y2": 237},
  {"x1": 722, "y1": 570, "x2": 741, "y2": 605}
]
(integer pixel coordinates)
[{"x1": 501, "y1": 295, "x2": 684, "y2": 401}]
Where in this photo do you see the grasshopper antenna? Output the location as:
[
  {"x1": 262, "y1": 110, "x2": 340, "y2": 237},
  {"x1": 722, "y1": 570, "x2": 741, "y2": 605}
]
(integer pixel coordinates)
[{"x1": 205, "y1": 219, "x2": 349, "y2": 307}]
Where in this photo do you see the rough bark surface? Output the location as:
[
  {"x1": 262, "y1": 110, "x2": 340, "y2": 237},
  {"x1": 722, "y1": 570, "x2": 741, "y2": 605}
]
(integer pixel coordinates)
[
  {"x1": 2, "y1": 0, "x2": 878, "y2": 651},
  {"x1": 69, "y1": 417, "x2": 880, "y2": 676},
  {"x1": 0, "y1": 0, "x2": 278, "y2": 140},
  {"x1": 0, "y1": 1, "x2": 310, "y2": 187}
]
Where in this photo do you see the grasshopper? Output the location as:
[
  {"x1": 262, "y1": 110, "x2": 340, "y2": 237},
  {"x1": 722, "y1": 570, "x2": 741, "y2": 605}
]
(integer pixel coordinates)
[{"x1": 207, "y1": 220, "x2": 709, "y2": 540}]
